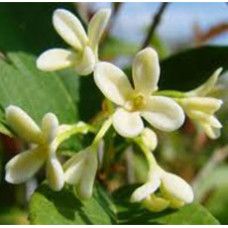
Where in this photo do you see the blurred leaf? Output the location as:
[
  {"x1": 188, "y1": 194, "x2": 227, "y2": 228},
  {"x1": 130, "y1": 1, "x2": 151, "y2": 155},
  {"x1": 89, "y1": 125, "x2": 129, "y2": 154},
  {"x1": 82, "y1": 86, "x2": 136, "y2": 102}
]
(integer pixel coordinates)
[
  {"x1": 113, "y1": 184, "x2": 219, "y2": 225},
  {"x1": 195, "y1": 165, "x2": 228, "y2": 201},
  {"x1": 29, "y1": 184, "x2": 116, "y2": 225},
  {"x1": 159, "y1": 46, "x2": 228, "y2": 91},
  {"x1": 205, "y1": 184, "x2": 228, "y2": 225},
  {"x1": 0, "y1": 207, "x2": 28, "y2": 225},
  {"x1": 149, "y1": 34, "x2": 169, "y2": 59},
  {"x1": 101, "y1": 37, "x2": 139, "y2": 59}
]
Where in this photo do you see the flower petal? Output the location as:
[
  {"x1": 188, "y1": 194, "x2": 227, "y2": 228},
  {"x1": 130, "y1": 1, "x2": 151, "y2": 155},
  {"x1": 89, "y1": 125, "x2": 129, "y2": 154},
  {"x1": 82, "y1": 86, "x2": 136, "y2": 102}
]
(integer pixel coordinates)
[
  {"x1": 186, "y1": 67, "x2": 223, "y2": 96},
  {"x1": 180, "y1": 97, "x2": 223, "y2": 115},
  {"x1": 64, "y1": 151, "x2": 86, "y2": 185},
  {"x1": 113, "y1": 108, "x2": 144, "y2": 138},
  {"x1": 141, "y1": 96, "x2": 185, "y2": 132},
  {"x1": 75, "y1": 46, "x2": 96, "y2": 75},
  {"x1": 77, "y1": 150, "x2": 98, "y2": 199},
  {"x1": 94, "y1": 62, "x2": 134, "y2": 106},
  {"x1": 5, "y1": 105, "x2": 43, "y2": 144},
  {"x1": 133, "y1": 47, "x2": 160, "y2": 95},
  {"x1": 130, "y1": 180, "x2": 160, "y2": 203},
  {"x1": 5, "y1": 147, "x2": 45, "y2": 184},
  {"x1": 41, "y1": 113, "x2": 59, "y2": 143},
  {"x1": 88, "y1": 8, "x2": 111, "y2": 56},
  {"x1": 201, "y1": 123, "x2": 221, "y2": 139},
  {"x1": 46, "y1": 155, "x2": 64, "y2": 191},
  {"x1": 161, "y1": 172, "x2": 194, "y2": 204},
  {"x1": 36, "y1": 48, "x2": 75, "y2": 72},
  {"x1": 53, "y1": 9, "x2": 88, "y2": 50}
]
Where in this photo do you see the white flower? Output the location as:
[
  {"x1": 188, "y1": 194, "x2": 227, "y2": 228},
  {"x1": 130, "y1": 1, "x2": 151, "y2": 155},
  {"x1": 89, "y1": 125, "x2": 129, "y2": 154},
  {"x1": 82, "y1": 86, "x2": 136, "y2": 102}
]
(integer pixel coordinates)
[
  {"x1": 94, "y1": 48, "x2": 185, "y2": 138},
  {"x1": 130, "y1": 166, "x2": 194, "y2": 210},
  {"x1": 179, "y1": 68, "x2": 223, "y2": 139},
  {"x1": 64, "y1": 146, "x2": 98, "y2": 199},
  {"x1": 5, "y1": 105, "x2": 64, "y2": 191},
  {"x1": 180, "y1": 97, "x2": 223, "y2": 139},
  {"x1": 36, "y1": 8, "x2": 111, "y2": 75}
]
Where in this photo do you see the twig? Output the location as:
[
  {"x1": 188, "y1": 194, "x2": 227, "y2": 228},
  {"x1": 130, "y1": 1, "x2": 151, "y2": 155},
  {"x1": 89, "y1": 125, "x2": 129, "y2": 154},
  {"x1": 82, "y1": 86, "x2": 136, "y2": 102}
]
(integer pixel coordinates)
[{"x1": 142, "y1": 2, "x2": 169, "y2": 49}]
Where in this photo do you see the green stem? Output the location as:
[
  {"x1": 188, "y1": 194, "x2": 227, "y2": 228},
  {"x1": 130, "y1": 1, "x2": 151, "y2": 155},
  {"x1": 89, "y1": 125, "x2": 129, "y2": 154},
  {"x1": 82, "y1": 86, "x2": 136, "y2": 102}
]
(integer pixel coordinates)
[
  {"x1": 92, "y1": 116, "x2": 113, "y2": 149},
  {"x1": 154, "y1": 90, "x2": 186, "y2": 98},
  {"x1": 54, "y1": 122, "x2": 95, "y2": 148},
  {"x1": 134, "y1": 138, "x2": 157, "y2": 170}
]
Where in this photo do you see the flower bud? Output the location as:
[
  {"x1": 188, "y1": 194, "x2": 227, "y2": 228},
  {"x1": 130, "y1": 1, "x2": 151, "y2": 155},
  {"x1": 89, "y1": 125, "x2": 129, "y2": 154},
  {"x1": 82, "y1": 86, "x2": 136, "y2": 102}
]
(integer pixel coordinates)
[{"x1": 141, "y1": 128, "x2": 158, "y2": 151}]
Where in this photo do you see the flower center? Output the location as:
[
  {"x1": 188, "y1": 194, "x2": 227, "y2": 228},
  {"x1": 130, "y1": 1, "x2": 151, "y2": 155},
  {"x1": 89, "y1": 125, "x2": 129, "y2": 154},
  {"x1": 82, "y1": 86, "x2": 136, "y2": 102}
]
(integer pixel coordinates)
[{"x1": 124, "y1": 93, "x2": 146, "y2": 112}]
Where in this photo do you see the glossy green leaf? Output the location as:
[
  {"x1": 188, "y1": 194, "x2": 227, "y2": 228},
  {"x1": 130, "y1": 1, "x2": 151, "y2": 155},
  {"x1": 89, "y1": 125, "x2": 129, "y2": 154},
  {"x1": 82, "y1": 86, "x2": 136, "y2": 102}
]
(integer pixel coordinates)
[
  {"x1": 159, "y1": 46, "x2": 228, "y2": 91},
  {"x1": 29, "y1": 184, "x2": 116, "y2": 225}
]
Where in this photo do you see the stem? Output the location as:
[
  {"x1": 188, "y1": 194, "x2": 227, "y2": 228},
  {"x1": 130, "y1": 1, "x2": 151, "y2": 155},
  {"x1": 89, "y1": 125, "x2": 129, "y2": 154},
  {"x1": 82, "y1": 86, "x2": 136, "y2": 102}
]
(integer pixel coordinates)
[
  {"x1": 92, "y1": 116, "x2": 113, "y2": 149},
  {"x1": 134, "y1": 138, "x2": 157, "y2": 170},
  {"x1": 154, "y1": 90, "x2": 186, "y2": 98},
  {"x1": 54, "y1": 122, "x2": 95, "y2": 148},
  {"x1": 142, "y1": 2, "x2": 169, "y2": 49}
]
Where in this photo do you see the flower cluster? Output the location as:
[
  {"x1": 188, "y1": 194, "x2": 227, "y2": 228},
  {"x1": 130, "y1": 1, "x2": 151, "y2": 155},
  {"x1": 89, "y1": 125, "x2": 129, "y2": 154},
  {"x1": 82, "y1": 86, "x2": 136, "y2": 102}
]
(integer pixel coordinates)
[{"x1": 4, "y1": 8, "x2": 224, "y2": 212}]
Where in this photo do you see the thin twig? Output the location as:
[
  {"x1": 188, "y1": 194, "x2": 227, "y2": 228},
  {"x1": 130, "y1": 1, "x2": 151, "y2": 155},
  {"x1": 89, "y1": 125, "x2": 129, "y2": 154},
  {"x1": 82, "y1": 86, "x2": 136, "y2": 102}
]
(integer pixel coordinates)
[{"x1": 142, "y1": 2, "x2": 169, "y2": 49}]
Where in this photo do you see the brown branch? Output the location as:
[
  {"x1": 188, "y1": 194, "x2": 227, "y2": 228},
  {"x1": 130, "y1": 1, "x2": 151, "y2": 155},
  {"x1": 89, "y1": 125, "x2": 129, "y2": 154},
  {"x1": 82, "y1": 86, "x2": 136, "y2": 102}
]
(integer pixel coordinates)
[{"x1": 142, "y1": 2, "x2": 169, "y2": 49}]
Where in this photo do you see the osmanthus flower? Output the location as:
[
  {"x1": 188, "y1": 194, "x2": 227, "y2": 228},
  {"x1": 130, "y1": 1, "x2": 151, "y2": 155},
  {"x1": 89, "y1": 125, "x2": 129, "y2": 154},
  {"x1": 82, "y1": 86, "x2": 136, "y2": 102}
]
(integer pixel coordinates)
[
  {"x1": 130, "y1": 164, "x2": 194, "y2": 212},
  {"x1": 36, "y1": 8, "x2": 111, "y2": 75},
  {"x1": 5, "y1": 105, "x2": 64, "y2": 191},
  {"x1": 63, "y1": 116, "x2": 112, "y2": 199},
  {"x1": 94, "y1": 47, "x2": 185, "y2": 138},
  {"x1": 179, "y1": 68, "x2": 223, "y2": 139},
  {"x1": 63, "y1": 146, "x2": 98, "y2": 199}
]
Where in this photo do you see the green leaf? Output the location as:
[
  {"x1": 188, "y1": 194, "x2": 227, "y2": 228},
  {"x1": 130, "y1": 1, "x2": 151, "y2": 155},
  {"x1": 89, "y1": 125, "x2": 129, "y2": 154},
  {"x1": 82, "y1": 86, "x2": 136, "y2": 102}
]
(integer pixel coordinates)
[
  {"x1": 0, "y1": 3, "x2": 80, "y2": 129},
  {"x1": 205, "y1": 184, "x2": 228, "y2": 225},
  {"x1": 29, "y1": 184, "x2": 116, "y2": 225},
  {"x1": 159, "y1": 46, "x2": 228, "y2": 91},
  {"x1": 194, "y1": 165, "x2": 228, "y2": 201},
  {"x1": 113, "y1": 184, "x2": 219, "y2": 225}
]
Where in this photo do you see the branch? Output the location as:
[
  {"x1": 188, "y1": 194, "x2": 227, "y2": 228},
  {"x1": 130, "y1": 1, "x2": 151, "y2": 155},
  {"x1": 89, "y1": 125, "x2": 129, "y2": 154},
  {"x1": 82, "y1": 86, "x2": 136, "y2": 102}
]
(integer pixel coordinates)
[{"x1": 142, "y1": 2, "x2": 169, "y2": 49}]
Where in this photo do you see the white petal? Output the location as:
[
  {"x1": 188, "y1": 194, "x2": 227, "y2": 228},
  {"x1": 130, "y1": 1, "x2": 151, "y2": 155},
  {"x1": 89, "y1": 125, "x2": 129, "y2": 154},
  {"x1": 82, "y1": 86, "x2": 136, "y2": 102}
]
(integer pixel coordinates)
[
  {"x1": 78, "y1": 150, "x2": 98, "y2": 199},
  {"x1": 181, "y1": 97, "x2": 223, "y2": 115},
  {"x1": 201, "y1": 123, "x2": 221, "y2": 139},
  {"x1": 161, "y1": 172, "x2": 194, "y2": 204},
  {"x1": 5, "y1": 147, "x2": 45, "y2": 184},
  {"x1": 186, "y1": 67, "x2": 223, "y2": 96},
  {"x1": 88, "y1": 8, "x2": 111, "y2": 55},
  {"x1": 5, "y1": 105, "x2": 43, "y2": 144},
  {"x1": 41, "y1": 113, "x2": 59, "y2": 143},
  {"x1": 113, "y1": 108, "x2": 144, "y2": 138},
  {"x1": 46, "y1": 155, "x2": 64, "y2": 191},
  {"x1": 141, "y1": 128, "x2": 158, "y2": 151},
  {"x1": 75, "y1": 46, "x2": 96, "y2": 75},
  {"x1": 209, "y1": 116, "x2": 222, "y2": 128},
  {"x1": 141, "y1": 96, "x2": 185, "y2": 132},
  {"x1": 133, "y1": 47, "x2": 160, "y2": 95},
  {"x1": 53, "y1": 9, "x2": 88, "y2": 50},
  {"x1": 130, "y1": 180, "x2": 160, "y2": 203},
  {"x1": 64, "y1": 151, "x2": 86, "y2": 185},
  {"x1": 94, "y1": 62, "x2": 134, "y2": 106},
  {"x1": 36, "y1": 48, "x2": 75, "y2": 72}
]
